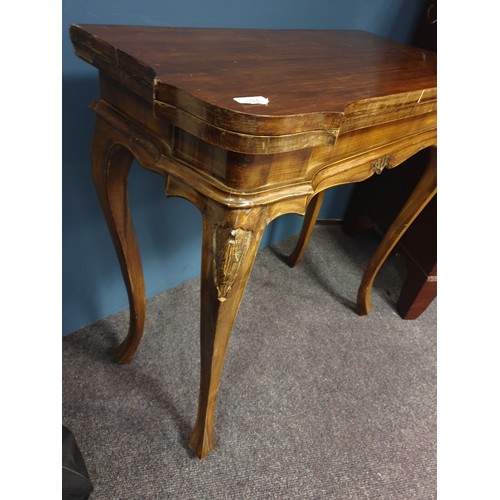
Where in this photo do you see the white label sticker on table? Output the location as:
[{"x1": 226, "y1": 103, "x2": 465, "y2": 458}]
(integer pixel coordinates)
[{"x1": 233, "y1": 96, "x2": 269, "y2": 105}]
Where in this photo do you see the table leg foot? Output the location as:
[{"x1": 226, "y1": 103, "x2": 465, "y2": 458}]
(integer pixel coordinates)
[
  {"x1": 92, "y1": 118, "x2": 147, "y2": 363},
  {"x1": 287, "y1": 191, "x2": 325, "y2": 267},
  {"x1": 356, "y1": 283, "x2": 372, "y2": 316},
  {"x1": 356, "y1": 147, "x2": 437, "y2": 315},
  {"x1": 189, "y1": 421, "x2": 216, "y2": 459},
  {"x1": 189, "y1": 205, "x2": 265, "y2": 458}
]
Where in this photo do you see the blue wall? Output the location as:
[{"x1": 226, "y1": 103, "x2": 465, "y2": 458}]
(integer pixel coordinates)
[{"x1": 62, "y1": 0, "x2": 425, "y2": 335}]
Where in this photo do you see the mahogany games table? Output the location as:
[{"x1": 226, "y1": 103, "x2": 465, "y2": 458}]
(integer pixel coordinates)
[{"x1": 70, "y1": 25, "x2": 437, "y2": 458}]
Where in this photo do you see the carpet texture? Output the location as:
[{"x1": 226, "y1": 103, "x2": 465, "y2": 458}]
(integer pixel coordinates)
[{"x1": 62, "y1": 224, "x2": 436, "y2": 499}]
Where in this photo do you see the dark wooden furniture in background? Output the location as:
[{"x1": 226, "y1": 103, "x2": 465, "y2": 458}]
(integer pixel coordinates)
[{"x1": 70, "y1": 25, "x2": 437, "y2": 458}]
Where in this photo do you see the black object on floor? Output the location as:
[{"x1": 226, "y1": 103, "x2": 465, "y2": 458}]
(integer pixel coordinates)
[{"x1": 62, "y1": 426, "x2": 93, "y2": 500}]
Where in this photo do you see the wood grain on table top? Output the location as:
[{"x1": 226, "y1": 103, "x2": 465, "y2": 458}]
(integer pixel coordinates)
[{"x1": 71, "y1": 25, "x2": 436, "y2": 133}]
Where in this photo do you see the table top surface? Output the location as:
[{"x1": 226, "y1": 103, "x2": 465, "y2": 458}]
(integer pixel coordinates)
[{"x1": 71, "y1": 25, "x2": 436, "y2": 134}]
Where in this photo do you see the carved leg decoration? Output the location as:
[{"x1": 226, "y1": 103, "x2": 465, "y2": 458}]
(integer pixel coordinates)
[
  {"x1": 92, "y1": 118, "x2": 146, "y2": 363},
  {"x1": 357, "y1": 147, "x2": 437, "y2": 315},
  {"x1": 189, "y1": 203, "x2": 266, "y2": 458},
  {"x1": 286, "y1": 190, "x2": 325, "y2": 267}
]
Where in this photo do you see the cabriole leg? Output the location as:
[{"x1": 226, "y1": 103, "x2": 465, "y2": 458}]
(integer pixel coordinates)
[
  {"x1": 357, "y1": 147, "x2": 437, "y2": 315},
  {"x1": 189, "y1": 204, "x2": 266, "y2": 458},
  {"x1": 91, "y1": 118, "x2": 147, "y2": 363}
]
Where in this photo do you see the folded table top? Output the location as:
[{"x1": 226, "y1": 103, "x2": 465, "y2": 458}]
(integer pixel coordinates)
[{"x1": 71, "y1": 24, "x2": 437, "y2": 152}]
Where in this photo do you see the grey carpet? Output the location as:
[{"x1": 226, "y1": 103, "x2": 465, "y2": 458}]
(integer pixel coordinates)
[{"x1": 62, "y1": 224, "x2": 436, "y2": 499}]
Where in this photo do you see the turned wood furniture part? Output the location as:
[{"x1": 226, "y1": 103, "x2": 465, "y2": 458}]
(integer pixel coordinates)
[{"x1": 70, "y1": 25, "x2": 437, "y2": 459}]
